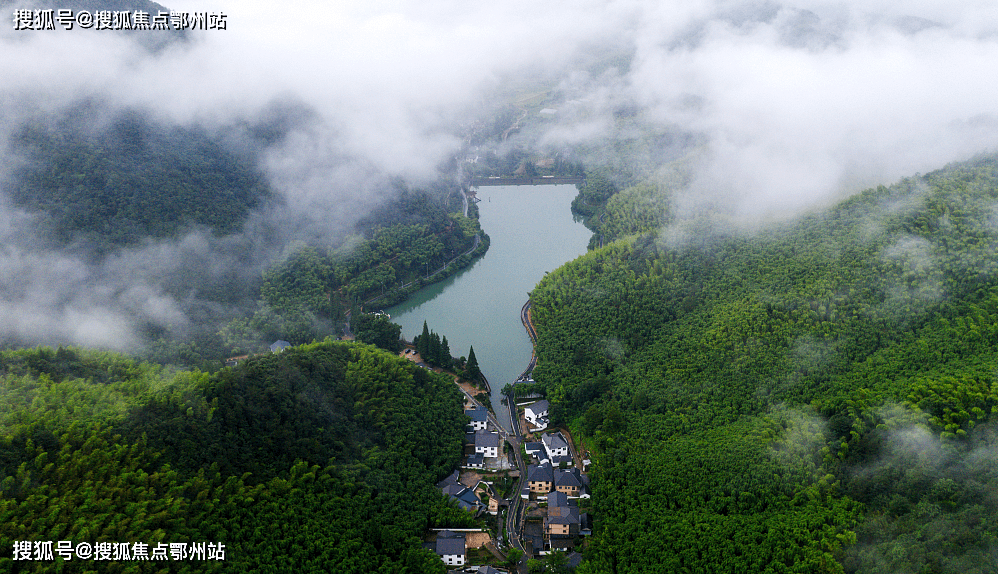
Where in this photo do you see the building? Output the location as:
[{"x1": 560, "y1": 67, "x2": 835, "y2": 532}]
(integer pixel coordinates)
[
  {"x1": 527, "y1": 462, "x2": 554, "y2": 494},
  {"x1": 524, "y1": 400, "x2": 549, "y2": 430},
  {"x1": 224, "y1": 354, "x2": 248, "y2": 367},
  {"x1": 434, "y1": 530, "x2": 466, "y2": 566},
  {"x1": 474, "y1": 430, "x2": 501, "y2": 459},
  {"x1": 524, "y1": 441, "x2": 546, "y2": 462},
  {"x1": 545, "y1": 504, "x2": 580, "y2": 538},
  {"x1": 542, "y1": 432, "x2": 570, "y2": 460},
  {"x1": 465, "y1": 405, "x2": 489, "y2": 431},
  {"x1": 437, "y1": 471, "x2": 483, "y2": 514},
  {"x1": 466, "y1": 453, "x2": 485, "y2": 469},
  {"x1": 554, "y1": 468, "x2": 584, "y2": 497},
  {"x1": 441, "y1": 484, "x2": 482, "y2": 513},
  {"x1": 541, "y1": 486, "x2": 592, "y2": 555},
  {"x1": 551, "y1": 454, "x2": 574, "y2": 467}
]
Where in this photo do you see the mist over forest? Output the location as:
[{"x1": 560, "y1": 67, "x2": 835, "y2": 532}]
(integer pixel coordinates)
[
  {"x1": 1, "y1": 0, "x2": 996, "y2": 353},
  {"x1": 3, "y1": 1, "x2": 998, "y2": 573}
]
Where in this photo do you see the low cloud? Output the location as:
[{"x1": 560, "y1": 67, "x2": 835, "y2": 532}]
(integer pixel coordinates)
[{"x1": 3, "y1": 0, "x2": 998, "y2": 348}]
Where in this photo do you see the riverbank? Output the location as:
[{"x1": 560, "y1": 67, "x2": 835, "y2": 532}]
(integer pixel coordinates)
[
  {"x1": 517, "y1": 300, "x2": 537, "y2": 381},
  {"x1": 363, "y1": 232, "x2": 491, "y2": 310}
]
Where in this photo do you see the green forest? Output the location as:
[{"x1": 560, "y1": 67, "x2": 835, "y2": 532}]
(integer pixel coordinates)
[
  {"x1": 6, "y1": 105, "x2": 274, "y2": 252},
  {"x1": 240, "y1": 187, "x2": 488, "y2": 349},
  {"x1": 528, "y1": 154, "x2": 998, "y2": 573},
  {"x1": 0, "y1": 341, "x2": 475, "y2": 572},
  {"x1": 3, "y1": 99, "x2": 488, "y2": 368}
]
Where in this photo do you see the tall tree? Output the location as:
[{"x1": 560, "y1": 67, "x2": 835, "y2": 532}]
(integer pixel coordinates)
[
  {"x1": 466, "y1": 346, "x2": 481, "y2": 381},
  {"x1": 428, "y1": 332, "x2": 441, "y2": 365},
  {"x1": 418, "y1": 320, "x2": 431, "y2": 357},
  {"x1": 441, "y1": 336, "x2": 452, "y2": 369}
]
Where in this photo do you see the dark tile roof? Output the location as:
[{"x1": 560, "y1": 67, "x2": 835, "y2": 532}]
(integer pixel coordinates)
[
  {"x1": 457, "y1": 489, "x2": 481, "y2": 508},
  {"x1": 436, "y1": 470, "x2": 460, "y2": 489},
  {"x1": 442, "y1": 484, "x2": 465, "y2": 497},
  {"x1": 466, "y1": 406, "x2": 489, "y2": 422},
  {"x1": 555, "y1": 469, "x2": 582, "y2": 488},
  {"x1": 543, "y1": 432, "x2": 569, "y2": 451},
  {"x1": 474, "y1": 430, "x2": 501, "y2": 449},
  {"x1": 526, "y1": 400, "x2": 549, "y2": 414},
  {"x1": 547, "y1": 491, "x2": 569, "y2": 507},
  {"x1": 546, "y1": 504, "x2": 580, "y2": 525},
  {"x1": 435, "y1": 530, "x2": 466, "y2": 556},
  {"x1": 527, "y1": 463, "x2": 554, "y2": 483}
]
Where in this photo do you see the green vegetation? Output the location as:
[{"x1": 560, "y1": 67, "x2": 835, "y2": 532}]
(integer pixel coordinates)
[
  {"x1": 0, "y1": 341, "x2": 473, "y2": 572},
  {"x1": 414, "y1": 321, "x2": 453, "y2": 369},
  {"x1": 248, "y1": 187, "x2": 487, "y2": 347},
  {"x1": 352, "y1": 313, "x2": 402, "y2": 353},
  {"x1": 7, "y1": 106, "x2": 272, "y2": 252},
  {"x1": 465, "y1": 345, "x2": 482, "y2": 383},
  {"x1": 570, "y1": 172, "x2": 618, "y2": 218},
  {"x1": 528, "y1": 154, "x2": 998, "y2": 573},
  {"x1": 528, "y1": 550, "x2": 571, "y2": 573}
]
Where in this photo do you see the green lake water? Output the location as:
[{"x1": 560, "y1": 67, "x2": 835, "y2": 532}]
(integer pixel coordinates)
[{"x1": 386, "y1": 185, "x2": 592, "y2": 431}]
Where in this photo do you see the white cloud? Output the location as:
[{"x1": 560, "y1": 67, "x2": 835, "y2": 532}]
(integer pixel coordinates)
[{"x1": 4, "y1": 0, "x2": 998, "y2": 347}]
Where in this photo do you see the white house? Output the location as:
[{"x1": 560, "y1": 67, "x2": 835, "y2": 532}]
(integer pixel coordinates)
[
  {"x1": 524, "y1": 400, "x2": 550, "y2": 430},
  {"x1": 474, "y1": 430, "x2": 501, "y2": 459},
  {"x1": 542, "y1": 432, "x2": 570, "y2": 460},
  {"x1": 434, "y1": 531, "x2": 466, "y2": 566},
  {"x1": 465, "y1": 406, "x2": 489, "y2": 431}
]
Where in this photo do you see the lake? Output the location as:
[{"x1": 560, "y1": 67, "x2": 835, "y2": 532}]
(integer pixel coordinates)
[{"x1": 387, "y1": 184, "x2": 592, "y2": 431}]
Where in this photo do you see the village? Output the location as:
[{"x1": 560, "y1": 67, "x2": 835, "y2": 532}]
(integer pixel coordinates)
[
  {"x1": 251, "y1": 324, "x2": 594, "y2": 572},
  {"x1": 427, "y1": 384, "x2": 592, "y2": 572}
]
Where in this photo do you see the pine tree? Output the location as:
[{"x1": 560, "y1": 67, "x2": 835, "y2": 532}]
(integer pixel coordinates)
[
  {"x1": 428, "y1": 332, "x2": 441, "y2": 366},
  {"x1": 418, "y1": 321, "x2": 430, "y2": 358},
  {"x1": 441, "y1": 336, "x2": 452, "y2": 369},
  {"x1": 466, "y1": 346, "x2": 481, "y2": 381}
]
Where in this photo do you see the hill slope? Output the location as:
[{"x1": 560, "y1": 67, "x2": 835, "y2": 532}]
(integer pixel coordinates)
[
  {"x1": 0, "y1": 341, "x2": 470, "y2": 572},
  {"x1": 530, "y1": 154, "x2": 998, "y2": 573}
]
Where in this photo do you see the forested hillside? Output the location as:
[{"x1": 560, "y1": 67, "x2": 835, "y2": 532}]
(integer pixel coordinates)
[
  {"x1": 0, "y1": 341, "x2": 471, "y2": 572},
  {"x1": 529, "y1": 154, "x2": 998, "y2": 573},
  {"x1": 231, "y1": 186, "x2": 487, "y2": 349},
  {"x1": 6, "y1": 104, "x2": 274, "y2": 252}
]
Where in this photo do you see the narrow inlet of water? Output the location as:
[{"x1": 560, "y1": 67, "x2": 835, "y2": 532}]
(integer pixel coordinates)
[{"x1": 386, "y1": 185, "x2": 592, "y2": 431}]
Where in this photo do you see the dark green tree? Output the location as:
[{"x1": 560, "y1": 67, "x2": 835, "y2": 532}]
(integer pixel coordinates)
[
  {"x1": 465, "y1": 346, "x2": 482, "y2": 381},
  {"x1": 354, "y1": 314, "x2": 402, "y2": 353},
  {"x1": 440, "y1": 336, "x2": 452, "y2": 369},
  {"x1": 418, "y1": 320, "x2": 431, "y2": 357},
  {"x1": 504, "y1": 547, "x2": 524, "y2": 569}
]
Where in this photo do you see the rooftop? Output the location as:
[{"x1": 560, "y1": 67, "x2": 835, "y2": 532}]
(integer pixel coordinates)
[
  {"x1": 435, "y1": 530, "x2": 466, "y2": 556},
  {"x1": 474, "y1": 430, "x2": 502, "y2": 449},
  {"x1": 525, "y1": 400, "x2": 549, "y2": 414},
  {"x1": 465, "y1": 406, "x2": 489, "y2": 422},
  {"x1": 542, "y1": 432, "x2": 569, "y2": 451}
]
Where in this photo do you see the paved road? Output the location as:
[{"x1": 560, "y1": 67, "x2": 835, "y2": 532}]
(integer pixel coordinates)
[
  {"x1": 470, "y1": 176, "x2": 584, "y2": 187},
  {"x1": 517, "y1": 301, "x2": 537, "y2": 380}
]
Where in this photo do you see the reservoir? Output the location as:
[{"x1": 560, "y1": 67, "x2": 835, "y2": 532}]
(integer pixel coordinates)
[{"x1": 387, "y1": 185, "x2": 592, "y2": 432}]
